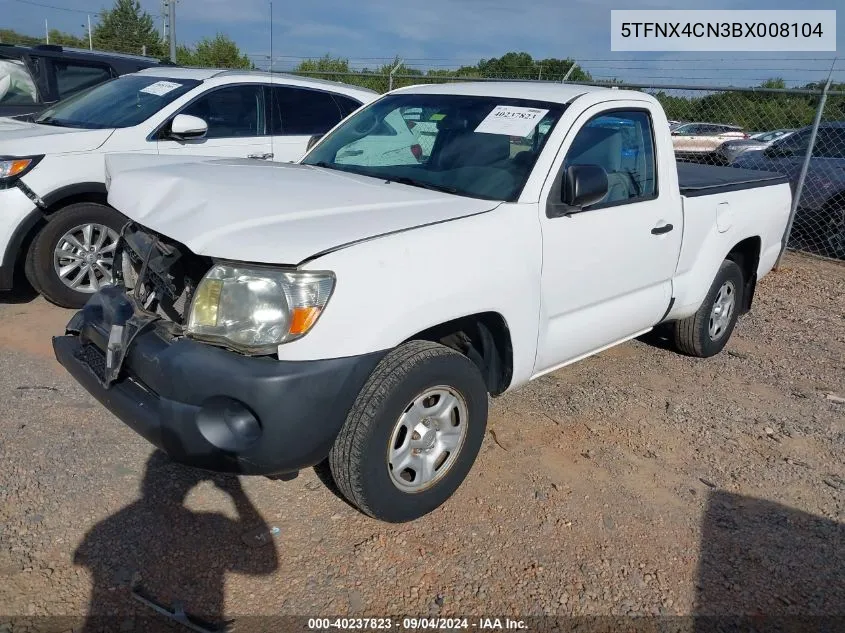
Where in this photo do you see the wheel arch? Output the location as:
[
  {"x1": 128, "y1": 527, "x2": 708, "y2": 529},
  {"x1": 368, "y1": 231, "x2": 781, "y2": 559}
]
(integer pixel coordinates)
[
  {"x1": 41, "y1": 182, "x2": 109, "y2": 214},
  {"x1": 403, "y1": 311, "x2": 514, "y2": 396},
  {"x1": 3, "y1": 183, "x2": 111, "y2": 288},
  {"x1": 725, "y1": 235, "x2": 761, "y2": 314}
]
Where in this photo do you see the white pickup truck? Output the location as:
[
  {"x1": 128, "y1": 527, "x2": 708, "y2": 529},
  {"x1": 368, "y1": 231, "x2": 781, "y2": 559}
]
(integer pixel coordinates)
[{"x1": 53, "y1": 82, "x2": 792, "y2": 523}]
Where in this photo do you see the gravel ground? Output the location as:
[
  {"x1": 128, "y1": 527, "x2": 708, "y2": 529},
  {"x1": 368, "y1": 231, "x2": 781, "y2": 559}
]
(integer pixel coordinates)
[{"x1": 0, "y1": 252, "x2": 843, "y2": 632}]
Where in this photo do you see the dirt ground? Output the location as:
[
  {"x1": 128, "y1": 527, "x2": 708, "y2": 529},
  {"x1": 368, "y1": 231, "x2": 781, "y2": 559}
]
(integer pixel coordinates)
[{"x1": 0, "y1": 251, "x2": 843, "y2": 632}]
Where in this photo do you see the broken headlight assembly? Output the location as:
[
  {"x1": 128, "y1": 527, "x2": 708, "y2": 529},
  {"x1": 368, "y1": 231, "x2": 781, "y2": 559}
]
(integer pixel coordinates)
[{"x1": 185, "y1": 264, "x2": 335, "y2": 355}]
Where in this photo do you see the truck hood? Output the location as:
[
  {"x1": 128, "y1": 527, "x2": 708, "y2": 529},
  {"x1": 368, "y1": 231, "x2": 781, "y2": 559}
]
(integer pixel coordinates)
[
  {"x1": 0, "y1": 117, "x2": 114, "y2": 155},
  {"x1": 105, "y1": 154, "x2": 501, "y2": 264}
]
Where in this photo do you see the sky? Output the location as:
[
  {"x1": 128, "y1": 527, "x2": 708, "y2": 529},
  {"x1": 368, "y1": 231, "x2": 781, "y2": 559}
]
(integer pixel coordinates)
[{"x1": 1, "y1": 0, "x2": 843, "y2": 87}]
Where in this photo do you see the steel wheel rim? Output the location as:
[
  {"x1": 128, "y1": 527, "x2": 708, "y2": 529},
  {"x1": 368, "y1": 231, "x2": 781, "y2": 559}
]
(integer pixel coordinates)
[
  {"x1": 53, "y1": 223, "x2": 119, "y2": 293},
  {"x1": 708, "y1": 280, "x2": 736, "y2": 341},
  {"x1": 387, "y1": 385, "x2": 469, "y2": 493}
]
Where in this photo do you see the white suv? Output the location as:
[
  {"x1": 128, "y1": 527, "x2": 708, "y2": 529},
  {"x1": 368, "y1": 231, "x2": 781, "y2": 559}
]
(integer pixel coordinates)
[{"x1": 0, "y1": 67, "x2": 376, "y2": 307}]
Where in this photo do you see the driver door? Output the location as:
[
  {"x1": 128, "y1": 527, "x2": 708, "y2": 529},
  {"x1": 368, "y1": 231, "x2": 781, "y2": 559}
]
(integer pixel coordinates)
[
  {"x1": 156, "y1": 84, "x2": 272, "y2": 159},
  {"x1": 534, "y1": 105, "x2": 682, "y2": 375}
]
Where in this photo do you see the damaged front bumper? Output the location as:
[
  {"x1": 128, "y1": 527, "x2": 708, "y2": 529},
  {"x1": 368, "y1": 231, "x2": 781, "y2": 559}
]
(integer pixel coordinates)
[{"x1": 52, "y1": 286, "x2": 384, "y2": 475}]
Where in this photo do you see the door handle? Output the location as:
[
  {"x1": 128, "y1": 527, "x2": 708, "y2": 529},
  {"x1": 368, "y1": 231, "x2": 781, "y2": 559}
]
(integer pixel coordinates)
[
  {"x1": 248, "y1": 153, "x2": 274, "y2": 160},
  {"x1": 651, "y1": 223, "x2": 674, "y2": 235}
]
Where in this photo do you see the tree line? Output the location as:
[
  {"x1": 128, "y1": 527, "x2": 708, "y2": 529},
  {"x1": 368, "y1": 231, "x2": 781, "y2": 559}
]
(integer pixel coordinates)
[{"x1": 0, "y1": 0, "x2": 251, "y2": 69}]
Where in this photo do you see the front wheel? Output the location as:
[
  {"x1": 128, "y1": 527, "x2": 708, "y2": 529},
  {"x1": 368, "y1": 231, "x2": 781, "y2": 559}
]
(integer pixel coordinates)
[
  {"x1": 329, "y1": 341, "x2": 489, "y2": 523},
  {"x1": 672, "y1": 259, "x2": 744, "y2": 358},
  {"x1": 29, "y1": 202, "x2": 127, "y2": 308}
]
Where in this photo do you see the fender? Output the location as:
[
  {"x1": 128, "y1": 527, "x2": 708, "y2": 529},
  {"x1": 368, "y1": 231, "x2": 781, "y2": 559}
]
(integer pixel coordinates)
[
  {"x1": 41, "y1": 182, "x2": 108, "y2": 211},
  {"x1": 0, "y1": 182, "x2": 110, "y2": 290},
  {"x1": 0, "y1": 207, "x2": 42, "y2": 290},
  {"x1": 668, "y1": 184, "x2": 788, "y2": 321},
  {"x1": 278, "y1": 203, "x2": 544, "y2": 391}
]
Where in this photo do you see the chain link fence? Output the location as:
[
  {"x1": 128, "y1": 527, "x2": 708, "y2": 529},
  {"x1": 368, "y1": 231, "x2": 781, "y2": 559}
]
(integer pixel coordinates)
[{"x1": 290, "y1": 68, "x2": 845, "y2": 261}]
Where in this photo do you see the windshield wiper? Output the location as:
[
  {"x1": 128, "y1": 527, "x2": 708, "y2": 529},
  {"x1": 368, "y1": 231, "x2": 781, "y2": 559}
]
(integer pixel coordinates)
[
  {"x1": 385, "y1": 176, "x2": 459, "y2": 195},
  {"x1": 34, "y1": 117, "x2": 63, "y2": 127},
  {"x1": 35, "y1": 117, "x2": 93, "y2": 129},
  {"x1": 308, "y1": 161, "x2": 341, "y2": 172}
]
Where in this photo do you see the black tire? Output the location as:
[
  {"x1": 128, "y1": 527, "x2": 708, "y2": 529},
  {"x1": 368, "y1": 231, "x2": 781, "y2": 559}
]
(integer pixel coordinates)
[
  {"x1": 329, "y1": 340, "x2": 488, "y2": 523},
  {"x1": 23, "y1": 237, "x2": 43, "y2": 295},
  {"x1": 29, "y1": 202, "x2": 127, "y2": 309},
  {"x1": 672, "y1": 259, "x2": 744, "y2": 358}
]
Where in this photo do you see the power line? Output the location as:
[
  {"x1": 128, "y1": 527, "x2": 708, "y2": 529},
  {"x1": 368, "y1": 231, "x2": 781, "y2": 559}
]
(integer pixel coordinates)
[
  {"x1": 6, "y1": 0, "x2": 95, "y2": 13},
  {"x1": 4, "y1": 0, "x2": 162, "y2": 17}
]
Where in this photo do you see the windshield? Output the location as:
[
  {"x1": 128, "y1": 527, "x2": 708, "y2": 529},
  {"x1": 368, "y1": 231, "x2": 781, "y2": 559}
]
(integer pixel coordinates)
[
  {"x1": 0, "y1": 58, "x2": 38, "y2": 105},
  {"x1": 302, "y1": 93, "x2": 566, "y2": 201},
  {"x1": 34, "y1": 75, "x2": 200, "y2": 129}
]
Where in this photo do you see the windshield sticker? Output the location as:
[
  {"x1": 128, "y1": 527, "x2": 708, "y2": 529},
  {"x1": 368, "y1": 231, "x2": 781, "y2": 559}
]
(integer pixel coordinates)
[
  {"x1": 475, "y1": 106, "x2": 550, "y2": 137},
  {"x1": 139, "y1": 80, "x2": 183, "y2": 97},
  {"x1": 429, "y1": 113, "x2": 446, "y2": 121}
]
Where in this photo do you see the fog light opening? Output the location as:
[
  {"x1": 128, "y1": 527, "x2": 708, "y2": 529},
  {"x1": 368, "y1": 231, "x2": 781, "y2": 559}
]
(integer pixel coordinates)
[{"x1": 196, "y1": 396, "x2": 262, "y2": 452}]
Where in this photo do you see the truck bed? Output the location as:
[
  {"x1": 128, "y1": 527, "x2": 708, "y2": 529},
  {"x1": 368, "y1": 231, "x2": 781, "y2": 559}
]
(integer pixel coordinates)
[{"x1": 676, "y1": 162, "x2": 789, "y2": 198}]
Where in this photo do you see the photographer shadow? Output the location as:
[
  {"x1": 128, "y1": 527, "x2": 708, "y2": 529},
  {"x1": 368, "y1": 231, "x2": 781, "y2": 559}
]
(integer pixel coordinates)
[
  {"x1": 695, "y1": 490, "x2": 844, "y2": 632},
  {"x1": 73, "y1": 450, "x2": 279, "y2": 633}
]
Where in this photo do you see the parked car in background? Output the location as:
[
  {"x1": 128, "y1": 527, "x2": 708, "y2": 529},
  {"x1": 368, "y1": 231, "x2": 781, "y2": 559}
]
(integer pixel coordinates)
[
  {"x1": 715, "y1": 128, "x2": 797, "y2": 165},
  {"x1": 54, "y1": 82, "x2": 791, "y2": 522},
  {"x1": 0, "y1": 43, "x2": 164, "y2": 118},
  {"x1": 0, "y1": 67, "x2": 376, "y2": 307},
  {"x1": 733, "y1": 122, "x2": 845, "y2": 259},
  {"x1": 671, "y1": 122, "x2": 748, "y2": 157}
]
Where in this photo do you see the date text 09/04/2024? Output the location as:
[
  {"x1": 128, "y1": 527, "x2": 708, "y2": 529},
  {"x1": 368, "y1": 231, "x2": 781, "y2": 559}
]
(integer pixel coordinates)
[{"x1": 307, "y1": 618, "x2": 529, "y2": 630}]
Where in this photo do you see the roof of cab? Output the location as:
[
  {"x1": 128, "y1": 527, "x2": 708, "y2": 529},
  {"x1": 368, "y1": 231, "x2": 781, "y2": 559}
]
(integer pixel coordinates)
[{"x1": 391, "y1": 81, "x2": 634, "y2": 105}]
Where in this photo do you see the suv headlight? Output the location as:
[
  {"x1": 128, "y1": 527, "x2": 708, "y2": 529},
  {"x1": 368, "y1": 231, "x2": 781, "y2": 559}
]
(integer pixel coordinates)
[
  {"x1": 186, "y1": 264, "x2": 335, "y2": 354},
  {"x1": 0, "y1": 155, "x2": 43, "y2": 187}
]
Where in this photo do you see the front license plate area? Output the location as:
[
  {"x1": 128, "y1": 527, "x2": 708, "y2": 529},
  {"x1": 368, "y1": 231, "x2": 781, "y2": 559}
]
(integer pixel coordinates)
[{"x1": 74, "y1": 286, "x2": 160, "y2": 388}]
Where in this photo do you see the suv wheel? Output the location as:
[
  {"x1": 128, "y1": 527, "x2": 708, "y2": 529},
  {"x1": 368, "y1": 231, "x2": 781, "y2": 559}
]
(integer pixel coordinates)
[{"x1": 30, "y1": 202, "x2": 127, "y2": 308}]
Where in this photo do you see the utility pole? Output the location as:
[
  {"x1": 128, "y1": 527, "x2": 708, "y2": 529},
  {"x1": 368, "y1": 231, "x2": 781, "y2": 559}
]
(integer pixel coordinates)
[
  {"x1": 87, "y1": 14, "x2": 93, "y2": 50},
  {"x1": 45, "y1": 19, "x2": 49, "y2": 44},
  {"x1": 168, "y1": 0, "x2": 176, "y2": 61}
]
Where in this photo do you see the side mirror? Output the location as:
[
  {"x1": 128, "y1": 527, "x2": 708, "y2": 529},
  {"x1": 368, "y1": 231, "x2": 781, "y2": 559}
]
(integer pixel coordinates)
[
  {"x1": 306, "y1": 134, "x2": 324, "y2": 152},
  {"x1": 168, "y1": 114, "x2": 208, "y2": 140},
  {"x1": 562, "y1": 164, "x2": 608, "y2": 209}
]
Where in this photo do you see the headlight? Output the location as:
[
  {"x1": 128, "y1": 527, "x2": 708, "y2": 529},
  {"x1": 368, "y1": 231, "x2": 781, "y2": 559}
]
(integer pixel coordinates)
[
  {"x1": 186, "y1": 264, "x2": 335, "y2": 354},
  {"x1": 0, "y1": 156, "x2": 42, "y2": 184}
]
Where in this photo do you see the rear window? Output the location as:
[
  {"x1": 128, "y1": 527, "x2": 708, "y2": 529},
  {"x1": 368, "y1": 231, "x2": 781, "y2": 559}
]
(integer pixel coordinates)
[
  {"x1": 0, "y1": 58, "x2": 38, "y2": 105},
  {"x1": 54, "y1": 61, "x2": 112, "y2": 100}
]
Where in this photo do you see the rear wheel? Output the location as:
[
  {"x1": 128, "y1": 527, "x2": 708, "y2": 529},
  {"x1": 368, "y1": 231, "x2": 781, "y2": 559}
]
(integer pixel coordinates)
[
  {"x1": 672, "y1": 259, "x2": 744, "y2": 358},
  {"x1": 30, "y1": 203, "x2": 127, "y2": 308},
  {"x1": 329, "y1": 341, "x2": 488, "y2": 523}
]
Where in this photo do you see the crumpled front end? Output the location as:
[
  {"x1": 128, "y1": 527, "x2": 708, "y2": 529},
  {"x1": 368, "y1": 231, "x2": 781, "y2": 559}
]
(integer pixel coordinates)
[{"x1": 52, "y1": 223, "x2": 385, "y2": 475}]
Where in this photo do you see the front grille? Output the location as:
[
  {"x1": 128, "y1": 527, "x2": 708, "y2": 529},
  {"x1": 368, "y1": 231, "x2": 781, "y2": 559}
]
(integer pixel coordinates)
[
  {"x1": 116, "y1": 223, "x2": 212, "y2": 324},
  {"x1": 74, "y1": 342, "x2": 106, "y2": 382}
]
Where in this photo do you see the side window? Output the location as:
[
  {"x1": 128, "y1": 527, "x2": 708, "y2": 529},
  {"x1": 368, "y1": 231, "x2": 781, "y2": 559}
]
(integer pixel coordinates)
[
  {"x1": 0, "y1": 58, "x2": 38, "y2": 104},
  {"x1": 814, "y1": 129, "x2": 845, "y2": 159},
  {"x1": 268, "y1": 86, "x2": 343, "y2": 136},
  {"x1": 563, "y1": 110, "x2": 657, "y2": 206},
  {"x1": 332, "y1": 94, "x2": 363, "y2": 118},
  {"x1": 54, "y1": 62, "x2": 111, "y2": 100},
  {"x1": 773, "y1": 129, "x2": 810, "y2": 155},
  {"x1": 181, "y1": 85, "x2": 263, "y2": 139}
]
